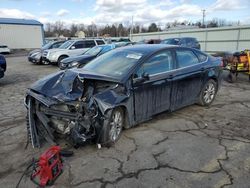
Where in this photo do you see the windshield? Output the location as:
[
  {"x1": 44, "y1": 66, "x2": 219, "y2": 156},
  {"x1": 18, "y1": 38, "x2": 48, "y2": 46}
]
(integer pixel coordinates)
[
  {"x1": 83, "y1": 49, "x2": 143, "y2": 78},
  {"x1": 84, "y1": 46, "x2": 103, "y2": 56},
  {"x1": 41, "y1": 42, "x2": 52, "y2": 50},
  {"x1": 59, "y1": 40, "x2": 74, "y2": 49},
  {"x1": 161, "y1": 38, "x2": 180, "y2": 45}
]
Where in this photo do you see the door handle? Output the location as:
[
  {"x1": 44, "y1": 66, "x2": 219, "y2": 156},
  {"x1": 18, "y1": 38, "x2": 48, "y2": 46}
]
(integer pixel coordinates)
[
  {"x1": 201, "y1": 67, "x2": 205, "y2": 71},
  {"x1": 166, "y1": 74, "x2": 174, "y2": 81},
  {"x1": 168, "y1": 74, "x2": 174, "y2": 79}
]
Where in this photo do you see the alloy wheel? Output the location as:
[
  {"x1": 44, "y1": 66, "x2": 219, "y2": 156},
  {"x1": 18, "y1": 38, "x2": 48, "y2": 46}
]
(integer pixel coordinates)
[
  {"x1": 109, "y1": 110, "x2": 123, "y2": 142},
  {"x1": 203, "y1": 82, "x2": 216, "y2": 104}
]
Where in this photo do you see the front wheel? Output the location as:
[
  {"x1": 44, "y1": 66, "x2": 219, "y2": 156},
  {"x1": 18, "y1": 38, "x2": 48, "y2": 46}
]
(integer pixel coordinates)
[
  {"x1": 198, "y1": 80, "x2": 218, "y2": 106},
  {"x1": 57, "y1": 56, "x2": 67, "y2": 67},
  {"x1": 100, "y1": 107, "x2": 124, "y2": 146}
]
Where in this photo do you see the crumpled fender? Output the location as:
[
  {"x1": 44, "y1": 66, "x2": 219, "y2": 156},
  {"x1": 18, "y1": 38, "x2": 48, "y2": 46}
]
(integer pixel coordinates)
[{"x1": 93, "y1": 89, "x2": 129, "y2": 115}]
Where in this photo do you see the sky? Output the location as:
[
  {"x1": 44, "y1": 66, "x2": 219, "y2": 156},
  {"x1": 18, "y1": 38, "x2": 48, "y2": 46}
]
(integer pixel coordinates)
[{"x1": 0, "y1": 0, "x2": 250, "y2": 26}]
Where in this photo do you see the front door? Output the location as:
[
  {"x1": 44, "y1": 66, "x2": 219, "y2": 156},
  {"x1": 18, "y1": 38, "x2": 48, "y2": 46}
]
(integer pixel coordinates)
[{"x1": 132, "y1": 50, "x2": 175, "y2": 122}]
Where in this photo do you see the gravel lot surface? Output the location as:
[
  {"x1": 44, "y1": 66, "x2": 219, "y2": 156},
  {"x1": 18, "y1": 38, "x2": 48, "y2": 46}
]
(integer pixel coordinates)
[{"x1": 0, "y1": 56, "x2": 250, "y2": 188}]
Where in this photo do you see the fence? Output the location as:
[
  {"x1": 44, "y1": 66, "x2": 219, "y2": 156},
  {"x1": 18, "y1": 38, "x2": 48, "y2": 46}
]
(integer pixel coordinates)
[{"x1": 131, "y1": 25, "x2": 250, "y2": 53}]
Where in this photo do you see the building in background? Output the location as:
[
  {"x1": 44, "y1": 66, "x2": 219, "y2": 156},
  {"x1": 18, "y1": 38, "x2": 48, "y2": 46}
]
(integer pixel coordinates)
[{"x1": 0, "y1": 18, "x2": 44, "y2": 49}]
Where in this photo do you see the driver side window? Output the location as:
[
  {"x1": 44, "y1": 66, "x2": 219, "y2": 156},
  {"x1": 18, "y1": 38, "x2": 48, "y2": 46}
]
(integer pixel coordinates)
[{"x1": 135, "y1": 50, "x2": 173, "y2": 78}]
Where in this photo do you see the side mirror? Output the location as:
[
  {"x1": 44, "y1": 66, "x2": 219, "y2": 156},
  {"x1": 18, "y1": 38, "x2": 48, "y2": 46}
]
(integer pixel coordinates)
[
  {"x1": 142, "y1": 72, "x2": 149, "y2": 80},
  {"x1": 133, "y1": 72, "x2": 149, "y2": 84},
  {"x1": 70, "y1": 46, "x2": 76, "y2": 50}
]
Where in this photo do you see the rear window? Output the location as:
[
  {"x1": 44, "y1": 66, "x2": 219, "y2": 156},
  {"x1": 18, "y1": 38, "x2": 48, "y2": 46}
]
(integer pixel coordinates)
[
  {"x1": 0, "y1": 45, "x2": 8, "y2": 48},
  {"x1": 194, "y1": 50, "x2": 208, "y2": 62},
  {"x1": 176, "y1": 49, "x2": 200, "y2": 68}
]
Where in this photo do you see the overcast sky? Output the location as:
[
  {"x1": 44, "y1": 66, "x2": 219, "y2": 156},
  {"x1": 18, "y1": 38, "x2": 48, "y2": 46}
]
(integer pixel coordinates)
[{"x1": 0, "y1": 0, "x2": 250, "y2": 26}]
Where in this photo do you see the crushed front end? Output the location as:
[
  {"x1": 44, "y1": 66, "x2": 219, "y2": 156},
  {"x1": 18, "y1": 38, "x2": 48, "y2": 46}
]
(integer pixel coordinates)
[{"x1": 24, "y1": 69, "x2": 129, "y2": 148}]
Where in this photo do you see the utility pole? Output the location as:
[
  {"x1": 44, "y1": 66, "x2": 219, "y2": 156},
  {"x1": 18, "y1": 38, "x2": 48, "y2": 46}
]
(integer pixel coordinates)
[
  {"x1": 130, "y1": 16, "x2": 134, "y2": 39},
  {"x1": 202, "y1": 9, "x2": 206, "y2": 28}
]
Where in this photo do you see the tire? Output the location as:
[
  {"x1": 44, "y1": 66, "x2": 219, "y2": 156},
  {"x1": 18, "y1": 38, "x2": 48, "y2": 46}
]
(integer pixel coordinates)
[
  {"x1": 41, "y1": 58, "x2": 50, "y2": 65},
  {"x1": 101, "y1": 107, "x2": 124, "y2": 146},
  {"x1": 198, "y1": 79, "x2": 218, "y2": 106},
  {"x1": 57, "y1": 56, "x2": 68, "y2": 67}
]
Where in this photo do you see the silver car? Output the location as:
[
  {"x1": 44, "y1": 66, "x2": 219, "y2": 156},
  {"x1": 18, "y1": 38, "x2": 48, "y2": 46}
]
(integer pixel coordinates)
[{"x1": 42, "y1": 39, "x2": 105, "y2": 65}]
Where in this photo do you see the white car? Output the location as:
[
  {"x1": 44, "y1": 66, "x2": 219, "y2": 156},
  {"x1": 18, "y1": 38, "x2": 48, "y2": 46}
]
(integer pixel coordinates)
[
  {"x1": 0, "y1": 45, "x2": 10, "y2": 54},
  {"x1": 42, "y1": 39, "x2": 105, "y2": 65}
]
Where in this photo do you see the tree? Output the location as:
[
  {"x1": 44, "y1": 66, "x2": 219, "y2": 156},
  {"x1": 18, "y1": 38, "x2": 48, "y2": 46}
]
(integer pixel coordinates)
[
  {"x1": 148, "y1": 23, "x2": 158, "y2": 32},
  {"x1": 70, "y1": 24, "x2": 78, "y2": 37},
  {"x1": 117, "y1": 23, "x2": 125, "y2": 36},
  {"x1": 53, "y1": 21, "x2": 65, "y2": 36},
  {"x1": 44, "y1": 23, "x2": 54, "y2": 37}
]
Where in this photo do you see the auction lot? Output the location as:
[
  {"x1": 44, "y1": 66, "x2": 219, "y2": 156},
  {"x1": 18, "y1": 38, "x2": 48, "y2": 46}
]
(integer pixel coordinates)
[{"x1": 0, "y1": 56, "x2": 250, "y2": 188}]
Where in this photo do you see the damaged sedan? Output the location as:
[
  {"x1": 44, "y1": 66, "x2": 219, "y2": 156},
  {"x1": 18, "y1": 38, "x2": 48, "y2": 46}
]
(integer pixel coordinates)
[{"x1": 25, "y1": 45, "x2": 222, "y2": 148}]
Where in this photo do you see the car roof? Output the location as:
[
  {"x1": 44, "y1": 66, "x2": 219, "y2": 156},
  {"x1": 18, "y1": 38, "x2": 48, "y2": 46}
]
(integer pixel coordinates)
[{"x1": 116, "y1": 44, "x2": 177, "y2": 54}]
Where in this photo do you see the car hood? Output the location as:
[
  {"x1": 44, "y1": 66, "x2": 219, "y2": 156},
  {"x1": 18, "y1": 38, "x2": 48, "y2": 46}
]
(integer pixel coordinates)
[
  {"x1": 29, "y1": 69, "x2": 121, "y2": 102},
  {"x1": 62, "y1": 54, "x2": 95, "y2": 64}
]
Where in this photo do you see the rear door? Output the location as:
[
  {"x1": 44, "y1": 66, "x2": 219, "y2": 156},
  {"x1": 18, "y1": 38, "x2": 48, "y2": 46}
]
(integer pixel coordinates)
[
  {"x1": 132, "y1": 50, "x2": 175, "y2": 122},
  {"x1": 171, "y1": 48, "x2": 206, "y2": 110}
]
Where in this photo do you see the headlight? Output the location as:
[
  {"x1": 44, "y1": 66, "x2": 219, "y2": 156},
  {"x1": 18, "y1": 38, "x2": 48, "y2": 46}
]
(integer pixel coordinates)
[{"x1": 69, "y1": 61, "x2": 79, "y2": 68}]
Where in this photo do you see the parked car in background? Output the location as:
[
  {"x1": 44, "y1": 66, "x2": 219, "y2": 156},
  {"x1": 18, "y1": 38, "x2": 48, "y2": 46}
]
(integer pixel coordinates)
[
  {"x1": 136, "y1": 39, "x2": 161, "y2": 44},
  {"x1": 59, "y1": 44, "x2": 116, "y2": 70},
  {"x1": 28, "y1": 40, "x2": 66, "y2": 65},
  {"x1": 25, "y1": 44, "x2": 222, "y2": 148},
  {"x1": 105, "y1": 37, "x2": 131, "y2": 43},
  {"x1": 0, "y1": 55, "x2": 6, "y2": 79},
  {"x1": 42, "y1": 39, "x2": 105, "y2": 65},
  {"x1": 161, "y1": 37, "x2": 201, "y2": 49},
  {"x1": 0, "y1": 45, "x2": 10, "y2": 54}
]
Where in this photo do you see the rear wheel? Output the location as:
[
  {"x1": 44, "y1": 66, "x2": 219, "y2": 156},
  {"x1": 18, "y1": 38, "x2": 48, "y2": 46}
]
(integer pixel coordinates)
[{"x1": 198, "y1": 79, "x2": 217, "y2": 106}]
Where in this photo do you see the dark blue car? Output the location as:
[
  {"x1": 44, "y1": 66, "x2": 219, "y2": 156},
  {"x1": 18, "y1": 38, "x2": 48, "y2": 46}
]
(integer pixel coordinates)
[
  {"x1": 161, "y1": 37, "x2": 201, "y2": 50},
  {"x1": 0, "y1": 55, "x2": 6, "y2": 79},
  {"x1": 25, "y1": 45, "x2": 222, "y2": 148},
  {"x1": 59, "y1": 44, "x2": 116, "y2": 70}
]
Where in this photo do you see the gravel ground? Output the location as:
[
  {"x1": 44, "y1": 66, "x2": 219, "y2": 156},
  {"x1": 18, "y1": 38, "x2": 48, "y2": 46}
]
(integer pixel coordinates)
[{"x1": 0, "y1": 56, "x2": 250, "y2": 188}]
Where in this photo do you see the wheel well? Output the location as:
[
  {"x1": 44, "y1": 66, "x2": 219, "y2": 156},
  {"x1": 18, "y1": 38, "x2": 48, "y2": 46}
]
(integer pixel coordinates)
[
  {"x1": 58, "y1": 55, "x2": 68, "y2": 60},
  {"x1": 117, "y1": 105, "x2": 130, "y2": 129},
  {"x1": 210, "y1": 77, "x2": 218, "y2": 84}
]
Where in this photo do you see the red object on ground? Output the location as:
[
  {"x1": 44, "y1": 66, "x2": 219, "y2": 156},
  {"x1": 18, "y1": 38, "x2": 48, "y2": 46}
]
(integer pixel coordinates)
[{"x1": 31, "y1": 146, "x2": 63, "y2": 187}]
